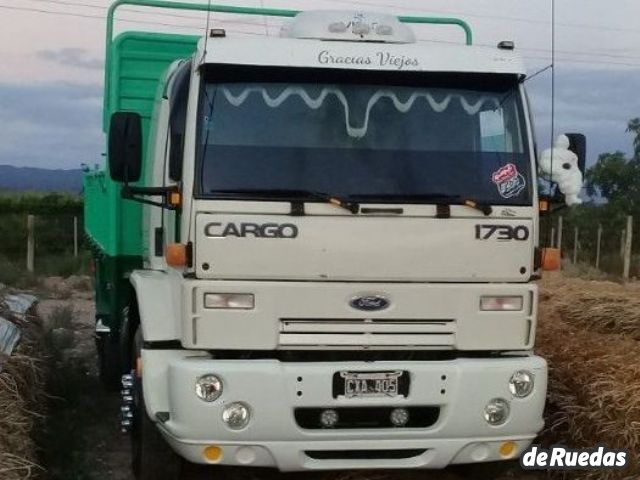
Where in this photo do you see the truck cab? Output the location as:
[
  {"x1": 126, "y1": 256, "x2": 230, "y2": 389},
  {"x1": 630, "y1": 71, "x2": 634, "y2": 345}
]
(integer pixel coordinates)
[{"x1": 84, "y1": 3, "x2": 583, "y2": 478}]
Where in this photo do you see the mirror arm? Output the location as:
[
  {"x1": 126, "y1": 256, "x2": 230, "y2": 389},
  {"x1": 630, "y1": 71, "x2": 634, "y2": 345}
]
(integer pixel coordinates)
[
  {"x1": 539, "y1": 190, "x2": 568, "y2": 216},
  {"x1": 121, "y1": 185, "x2": 181, "y2": 210},
  {"x1": 550, "y1": 203, "x2": 567, "y2": 214}
]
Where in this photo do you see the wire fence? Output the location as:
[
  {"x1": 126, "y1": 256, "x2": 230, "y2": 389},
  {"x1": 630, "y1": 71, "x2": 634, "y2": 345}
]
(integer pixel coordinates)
[
  {"x1": 541, "y1": 213, "x2": 639, "y2": 279},
  {"x1": 0, "y1": 213, "x2": 89, "y2": 283},
  {"x1": 1, "y1": 211, "x2": 637, "y2": 282}
]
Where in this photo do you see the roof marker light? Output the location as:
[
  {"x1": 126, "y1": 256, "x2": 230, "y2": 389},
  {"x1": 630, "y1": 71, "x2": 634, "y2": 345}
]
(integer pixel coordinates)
[
  {"x1": 375, "y1": 24, "x2": 394, "y2": 36},
  {"x1": 498, "y1": 40, "x2": 515, "y2": 50},
  {"x1": 352, "y1": 22, "x2": 371, "y2": 36},
  {"x1": 328, "y1": 21, "x2": 348, "y2": 33}
]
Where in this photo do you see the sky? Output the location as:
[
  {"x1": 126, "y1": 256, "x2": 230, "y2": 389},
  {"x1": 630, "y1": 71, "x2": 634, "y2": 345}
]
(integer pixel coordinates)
[{"x1": 0, "y1": 0, "x2": 639, "y2": 170}]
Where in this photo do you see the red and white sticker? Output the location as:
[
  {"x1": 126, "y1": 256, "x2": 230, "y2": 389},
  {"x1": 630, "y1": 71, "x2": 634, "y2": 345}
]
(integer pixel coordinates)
[{"x1": 492, "y1": 163, "x2": 526, "y2": 199}]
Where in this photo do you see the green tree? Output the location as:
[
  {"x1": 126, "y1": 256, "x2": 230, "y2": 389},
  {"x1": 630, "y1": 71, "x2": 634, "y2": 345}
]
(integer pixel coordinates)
[
  {"x1": 585, "y1": 119, "x2": 640, "y2": 214},
  {"x1": 577, "y1": 118, "x2": 640, "y2": 262},
  {"x1": 628, "y1": 117, "x2": 640, "y2": 157}
]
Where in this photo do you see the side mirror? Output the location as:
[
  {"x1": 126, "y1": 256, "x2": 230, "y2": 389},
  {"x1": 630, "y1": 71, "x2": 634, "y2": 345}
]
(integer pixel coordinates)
[
  {"x1": 565, "y1": 133, "x2": 587, "y2": 175},
  {"x1": 108, "y1": 112, "x2": 142, "y2": 183}
]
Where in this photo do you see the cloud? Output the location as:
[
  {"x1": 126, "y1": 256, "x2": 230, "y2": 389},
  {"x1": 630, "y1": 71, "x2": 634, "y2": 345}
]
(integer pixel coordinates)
[
  {"x1": 526, "y1": 68, "x2": 640, "y2": 165},
  {"x1": 36, "y1": 48, "x2": 103, "y2": 71},
  {"x1": 0, "y1": 65, "x2": 638, "y2": 171},
  {"x1": 0, "y1": 82, "x2": 103, "y2": 169}
]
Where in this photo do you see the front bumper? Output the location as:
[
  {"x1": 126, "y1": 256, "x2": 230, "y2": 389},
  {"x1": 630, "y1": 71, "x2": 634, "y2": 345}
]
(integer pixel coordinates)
[{"x1": 142, "y1": 351, "x2": 547, "y2": 471}]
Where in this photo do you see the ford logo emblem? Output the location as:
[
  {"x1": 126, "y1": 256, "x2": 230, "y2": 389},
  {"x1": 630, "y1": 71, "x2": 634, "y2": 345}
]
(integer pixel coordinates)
[{"x1": 350, "y1": 295, "x2": 390, "y2": 311}]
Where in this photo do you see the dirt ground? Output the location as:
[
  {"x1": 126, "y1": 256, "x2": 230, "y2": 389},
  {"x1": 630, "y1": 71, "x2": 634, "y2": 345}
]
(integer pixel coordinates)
[
  {"x1": 35, "y1": 280, "x2": 542, "y2": 480},
  {"x1": 37, "y1": 290, "x2": 133, "y2": 480}
]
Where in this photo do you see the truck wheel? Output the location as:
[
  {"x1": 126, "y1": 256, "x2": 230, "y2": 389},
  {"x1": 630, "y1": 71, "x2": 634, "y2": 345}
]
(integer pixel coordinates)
[
  {"x1": 99, "y1": 305, "x2": 135, "y2": 391},
  {"x1": 131, "y1": 329, "x2": 182, "y2": 480},
  {"x1": 97, "y1": 334, "x2": 121, "y2": 391}
]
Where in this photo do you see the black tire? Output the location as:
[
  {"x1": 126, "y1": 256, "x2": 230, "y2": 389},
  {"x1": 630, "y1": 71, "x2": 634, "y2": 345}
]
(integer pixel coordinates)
[
  {"x1": 131, "y1": 328, "x2": 183, "y2": 480},
  {"x1": 99, "y1": 305, "x2": 136, "y2": 391},
  {"x1": 97, "y1": 333, "x2": 121, "y2": 391}
]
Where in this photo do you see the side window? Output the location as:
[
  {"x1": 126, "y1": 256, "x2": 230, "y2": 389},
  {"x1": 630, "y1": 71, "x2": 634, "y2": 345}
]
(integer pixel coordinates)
[{"x1": 168, "y1": 61, "x2": 191, "y2": 181}]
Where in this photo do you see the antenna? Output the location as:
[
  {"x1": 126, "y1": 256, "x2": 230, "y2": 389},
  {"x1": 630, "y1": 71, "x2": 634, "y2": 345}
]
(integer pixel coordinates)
[
  {"x1": 550, "y1": 0, "x2": 556, "y2": 186},
  {"x1": 201, "y1": 0, "x2": 213, "y2": 65},
  {"x1": 259, "y1": 0, "x2": 269, "y2": 36},
  {"x1": 544, "y1": 0, "x2": 557, "y2": 254}
]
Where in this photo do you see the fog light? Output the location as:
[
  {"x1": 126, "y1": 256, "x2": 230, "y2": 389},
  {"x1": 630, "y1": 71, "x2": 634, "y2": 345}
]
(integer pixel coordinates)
[
  {"x1": 222, "y1": 402, "x2": 251, "y2": 430},
  {"x1": 470, "y1": 443, "x2": 490, "y2": 462},
  {"x1": 484, "y1": 398, "x2": 510, "y2": 426},
  {"x1": 319, "y1": 409, "x2": 339, "y2": 428},
  {"x1": 509, "y1": 370, "x2": 534, "y2": 398},
  {"x1": 389, "y1": 408, "x2": 409, "y2": 427},
  {"x1": 195, "y1": 375, "x2": 223, "y2": 402}
]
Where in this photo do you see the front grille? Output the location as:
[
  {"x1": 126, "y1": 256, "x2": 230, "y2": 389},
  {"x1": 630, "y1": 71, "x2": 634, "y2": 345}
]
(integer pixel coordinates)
[
  {"x1": 279, "y1": 318, "x2": 456, "y2": 348},
  {"x1": 295, "y1": 406, "x2": 440, "y2": 430},
  {"x1": 305, "y1": 449, "x2": 428, "y2": 460}
]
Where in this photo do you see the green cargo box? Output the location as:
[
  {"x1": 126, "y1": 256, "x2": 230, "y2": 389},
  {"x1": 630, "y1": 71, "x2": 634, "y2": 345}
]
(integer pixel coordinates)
[
  {"x1": 84, "y1": 31, "x2": 198, "y2": 333},
  {"x1": 84, "y1": 31, "x2": 198, "y2": 259}
]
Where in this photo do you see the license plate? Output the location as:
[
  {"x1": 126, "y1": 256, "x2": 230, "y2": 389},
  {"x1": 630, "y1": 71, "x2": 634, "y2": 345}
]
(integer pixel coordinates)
[{"x1": 339, "y1": 371, "x2": 404, "y2": 398}]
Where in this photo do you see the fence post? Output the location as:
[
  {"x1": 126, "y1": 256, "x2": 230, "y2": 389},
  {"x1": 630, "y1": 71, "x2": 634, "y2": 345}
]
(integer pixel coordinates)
[
  {"x1": 621, "y1": 229, "x2": 626, "y2": 259},
  {"x1": 73, "y1": 216, "x2": 79, "y2": 258},
  {"x1": 26, "y1": 215, "x2": 35, "y2": 273},
  {"x1": 557, "y1": 216, "x2": 564, "y2": 253},
  {"x1": 623, "y1": 216, "x2": 633, "y2": 280},
  {"x1": 595, "y1": 224, "x2": 602, "y2": 270},
  {"x1": 573, "y1": 227, "x2": 579, "y2": 264},
  {"x1": 550, "y1": 227, "x2": 556, "y2": 248}
]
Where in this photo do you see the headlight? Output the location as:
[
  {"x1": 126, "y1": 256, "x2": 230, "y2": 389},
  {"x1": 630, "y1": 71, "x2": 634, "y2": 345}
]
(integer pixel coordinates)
[
  {"x1": 222, "y1": 402, "x2": 251, "y2": 430},
  {"x1": 480, "y1": 296, "x2": 523, "y2": 311},
  {"x1": 195, "y1": 375, "x2": 223, "y2": 402},
  {"x1": 509, "y1": 370, "x2": 534, "y2": 398},
  {"x1": 484, "y1": 398, "x2": 510, "y2": 425},
  {"x1": 204, "y1": 293, "x2": 255, "y2": 309}
]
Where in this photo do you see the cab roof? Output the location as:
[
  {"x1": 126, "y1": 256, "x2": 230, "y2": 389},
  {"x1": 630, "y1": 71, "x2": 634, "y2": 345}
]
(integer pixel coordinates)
[
  {"x1": 200, "y1": 35, "x2": 526, "y2": 77},
  {"x1": 198, "y1": 9, "x2": 524, "y2": 77}
]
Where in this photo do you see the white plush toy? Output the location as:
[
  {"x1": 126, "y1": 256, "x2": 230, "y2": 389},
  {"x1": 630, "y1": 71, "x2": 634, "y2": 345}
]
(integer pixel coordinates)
[{"x1": 538, "y1": 134, "x2": 584, "y2": 206}]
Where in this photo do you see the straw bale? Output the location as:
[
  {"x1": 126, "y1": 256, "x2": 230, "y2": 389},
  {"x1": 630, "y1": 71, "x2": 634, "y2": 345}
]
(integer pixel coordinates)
[
  {"x1": 538, "y1": 275, "x2": 640, "y2": 480},
  {"x1": 0, "y1": 299, "x2": 46, "y2": 480}
]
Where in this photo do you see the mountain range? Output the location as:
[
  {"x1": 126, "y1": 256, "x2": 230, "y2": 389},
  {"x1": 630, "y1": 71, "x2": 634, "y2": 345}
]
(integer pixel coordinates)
[{"x1": 0, "y1": 165, "x2": 83, "y2": 193}]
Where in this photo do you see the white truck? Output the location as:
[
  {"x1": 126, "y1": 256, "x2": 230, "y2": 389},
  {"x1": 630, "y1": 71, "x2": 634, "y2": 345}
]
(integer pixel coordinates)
[{"x1": 84, "y1": 2, "x2": 586, "y2": 478}]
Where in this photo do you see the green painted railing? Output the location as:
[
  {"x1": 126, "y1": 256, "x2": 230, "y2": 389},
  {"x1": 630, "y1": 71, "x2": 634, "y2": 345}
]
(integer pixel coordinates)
[
  {"x1": 104, "y1": 0, "x2": 473, "y2": 124},
  {"x1": 398, "y1": 15, "x2": 473, "y2": 45},
  {"x1": 105, "y1": 0, "x2": 473, "y2": 50},
  {"x1": 104, "y1": 1, "x2": 301, "y2": 126},
  {"x1": 106, "y1": 0, "x2": 299, "y2": 48}
]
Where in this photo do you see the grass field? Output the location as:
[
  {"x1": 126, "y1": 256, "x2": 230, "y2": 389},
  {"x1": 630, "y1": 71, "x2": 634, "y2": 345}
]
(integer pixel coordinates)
[
  {"x1": 3, "y1": 272, "x2": 640, "y2": 480},
  {"x1": 537, "y1": 274, "x2": 640, "y2": 479},
  {"x1": 0, "y1": 193, "x2": 86, "y2": 287}
]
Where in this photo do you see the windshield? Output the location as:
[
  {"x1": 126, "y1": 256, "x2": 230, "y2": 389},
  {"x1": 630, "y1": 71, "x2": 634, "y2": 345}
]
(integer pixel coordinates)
[{"x1": 197, "y1": 74, "x2": 532, "y2": 206}]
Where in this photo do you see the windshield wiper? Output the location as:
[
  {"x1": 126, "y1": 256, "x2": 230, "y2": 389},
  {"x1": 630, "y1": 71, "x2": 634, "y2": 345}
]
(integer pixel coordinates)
[
  {"x1": 464, "y1": 199, "x2": 493, "y2": 216},
  {"x1": 208, "y1": 189, "x2": 360, "y2": 214},
  {"x1": 353, "y1": 194, "x2": 493, "y2": 216}
]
